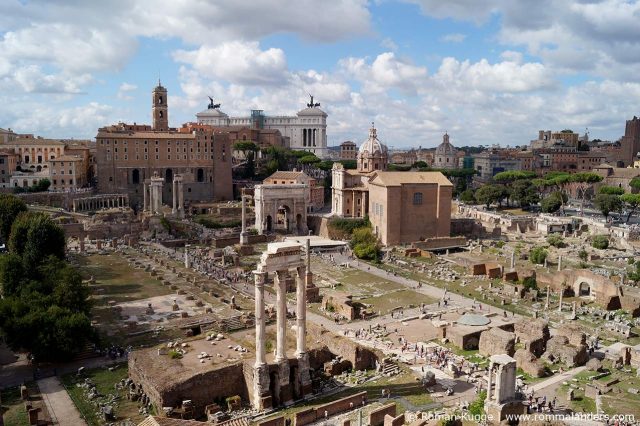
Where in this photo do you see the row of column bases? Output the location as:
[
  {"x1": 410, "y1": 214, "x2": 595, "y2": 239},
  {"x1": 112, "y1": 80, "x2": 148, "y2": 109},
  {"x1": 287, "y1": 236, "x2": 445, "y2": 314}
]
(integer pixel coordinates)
[
  {"x1": 142, "y1": 174, "x2": 184, "y2": 218},
  {"x1": 253, "y1": 265, "x2": 312, "y2": 409},
  {"x1": 72, "y1": 195, "x2": 129, "y2": 212}
]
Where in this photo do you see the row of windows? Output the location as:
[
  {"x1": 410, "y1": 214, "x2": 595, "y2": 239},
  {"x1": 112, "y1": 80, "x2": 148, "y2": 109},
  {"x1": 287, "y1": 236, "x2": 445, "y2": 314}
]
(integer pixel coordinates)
[
  {"x1": 372, "y1": 202, "x2": 384, "y2": 217},
  {"x1": 52, "y1": 179, "x2": 73, "y2": 185},
  {"x1": 51, "y1": 170, "x2": 74, "y2": 175},
  {"x1": 101, "y1": 139, "x2": 213, "y2": 146}
]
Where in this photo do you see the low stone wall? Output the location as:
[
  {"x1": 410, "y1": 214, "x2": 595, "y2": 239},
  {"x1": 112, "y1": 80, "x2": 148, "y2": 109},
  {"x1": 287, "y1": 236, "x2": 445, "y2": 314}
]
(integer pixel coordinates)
[
  {"x1": 307, "y1": 324, "x2": 379, "y2": 371},
  {"x1": 294, "y1": 391, "x2": 367, "y2": 426},
  {"x1": 257, "y1": 416, "x2": 285, "y2": 426},
  {"x1": 128, "y1": 357, "x2": 249, "y2": 418},
  {"x1": 384, "y1": 413, "x2": 405, "y2": 426},
  {"x1": 412, "y1": 236, "x2": 467, "y2": 250},
  {"x1": 212, "y1": 234, "x2": 268, "y2": 248},
  {"x1": 369, "y1": 403, "x2": 396, "y2": 426}
]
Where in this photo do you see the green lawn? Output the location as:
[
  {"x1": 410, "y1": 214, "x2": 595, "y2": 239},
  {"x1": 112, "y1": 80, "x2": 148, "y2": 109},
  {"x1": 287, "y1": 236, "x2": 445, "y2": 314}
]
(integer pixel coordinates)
[
  {"x1": 0, "y1": 386, "x2": 30, "y2": 426},
  {"x1": 61, "y1": 363, "x2": 146, "y2": 426}
]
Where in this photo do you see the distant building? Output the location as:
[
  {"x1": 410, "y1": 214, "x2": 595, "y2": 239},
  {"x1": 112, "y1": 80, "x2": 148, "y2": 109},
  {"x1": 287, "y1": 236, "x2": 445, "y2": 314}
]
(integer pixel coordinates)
[
  {"x1": 50, "y1": 155, "x2": 88, "y2": 191},
  {"x1": 0, "y1": 150, "x2": 18, "y2": 189},
  {"x1": 339, "y1": 141, "x2": 357, "y2": 160},
  {"x1": 472, "y1": 149, "x2": 521, "y2": 184},
  {"x1": 196, "y1": 95, "x2": 329, "y2": 158},
  {"x1": 263, "y1": 169, "x2": 324, "y2": 211},
  {"x1": 368, "y1": 171, "x2": 452, "y2": 246},
  {"x1": 96, "y1": 82, "x2": 233, "y2": 208},
  {"x1": 331, "y1": 123, "x2": 452, "y2": 245},
  {"x1": 531, "y1": 129, "x2": 581, "y2": 150},
  {"x1": 0, "y1": 128, "x2": 17, "y2": 144},
  {"x1": 621, "y1": 116, "x2": 640, "y2": 167},
  {"x1": 434, "y1": 133, "x2": 458, "y2": 169}
]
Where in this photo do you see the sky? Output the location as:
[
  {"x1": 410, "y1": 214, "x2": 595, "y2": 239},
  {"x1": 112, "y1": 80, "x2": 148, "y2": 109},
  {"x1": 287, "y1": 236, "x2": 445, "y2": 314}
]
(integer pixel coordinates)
[{"x1": 1, "y1": 0, "x2": 640, "y2": 149}]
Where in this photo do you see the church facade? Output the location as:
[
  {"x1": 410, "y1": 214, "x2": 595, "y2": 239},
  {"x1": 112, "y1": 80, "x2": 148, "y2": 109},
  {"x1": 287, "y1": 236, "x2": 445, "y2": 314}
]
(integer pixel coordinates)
[{"x1": 331, "y1": 124, "x2": 452, "y2": 245}]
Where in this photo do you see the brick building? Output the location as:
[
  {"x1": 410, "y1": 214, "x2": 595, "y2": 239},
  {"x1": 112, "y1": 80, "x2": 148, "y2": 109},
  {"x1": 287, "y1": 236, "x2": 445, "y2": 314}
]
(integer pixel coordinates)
[
  {"x1": 331, "y1": 124, "x2": 452, "y2": 245},
  {"x1": 0, "y1": 150, "x2": 17, "y2": 189},
  {"x1": 339, "y1": 141, "x2": 357, "y2": 160},
  {"x1": 621, "y1": 116, "x2": 640, "y2": 167},
  {"x1": 96, "y1": 83, "x2": 233, "y2": 209},
  {"x1": 50, "y1": 155, "x2": 88, "y2": 191}
]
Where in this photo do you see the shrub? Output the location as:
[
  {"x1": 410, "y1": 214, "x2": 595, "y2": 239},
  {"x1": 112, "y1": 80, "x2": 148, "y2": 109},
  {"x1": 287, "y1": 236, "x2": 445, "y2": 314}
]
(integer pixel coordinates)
[
  {"x1": 578, "y1": 248, "x2": 588, "y2": 261},
  {"x1": 529, "y1": 246, "x2": 548, "y2": 265},
  {"x1": 169, "y1": 350, "x2": 182, "y2": 359},
  {"x1": 468, "y1": 390, "x2": 487, "y2": 417},
  {"x1": 522, "y1": 276, "x2": 537, "y2": 290},
  {"x1": 350, "y1": 226, "x2": 380, "y2": 261},
  {"x1": 546, "y1": 234, "x2": 565, "y2": 248},
  {"x1": 591, "y1": 235, "x2": 609, "y2": 250}
]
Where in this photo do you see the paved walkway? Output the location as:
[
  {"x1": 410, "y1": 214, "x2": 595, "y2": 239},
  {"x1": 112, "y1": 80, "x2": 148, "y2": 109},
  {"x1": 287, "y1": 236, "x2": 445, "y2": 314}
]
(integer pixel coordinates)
[
  {"x1": 38, "y1": 376, "x2": 87, "y2": 426},
  {"x1": 530, "y1": 366, "x2": 587, "y2": 393}
]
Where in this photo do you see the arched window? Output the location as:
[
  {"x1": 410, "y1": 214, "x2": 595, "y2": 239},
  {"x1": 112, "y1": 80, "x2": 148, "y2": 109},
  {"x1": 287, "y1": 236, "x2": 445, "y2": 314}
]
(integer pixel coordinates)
[
  {"x1": 197, "y1": 168, "x2": 204, "y2": 182},
  {"x1": 132, "y1": 169, "x2": 140, "y2": 184}
]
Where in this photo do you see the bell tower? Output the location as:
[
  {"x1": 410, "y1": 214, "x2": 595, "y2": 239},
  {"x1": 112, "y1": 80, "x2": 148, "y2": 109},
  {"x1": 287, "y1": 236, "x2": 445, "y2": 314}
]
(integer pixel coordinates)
[{"x1": 152, "y1": 81, "x2": 168, "y2": 131}]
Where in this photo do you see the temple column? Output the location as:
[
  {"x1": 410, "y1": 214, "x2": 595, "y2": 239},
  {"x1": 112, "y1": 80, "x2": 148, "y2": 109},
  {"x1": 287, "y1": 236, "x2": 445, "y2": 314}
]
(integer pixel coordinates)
[
  {"x1": 184, "y1": 245, "x2": 190, "y2": 268},
  {"x1": 172, "y1": 178, "x2": 178, "y2": 215},
  {"x1": 240, "y1": 195, "x2": 249, "y2": 245},
  {"x1": 558, "y1": 289, "x2": 563, "y2": 312},
  {"x1": 252, "y1": 270, "x2": 271, "y2": 410},
  {"x1": 275, "y1": 270, "x2": 287, "y2": 362},
  {"x1": 558, "y1": 255, "x2": 562, "y2": 271},
  {"x1": 487, "y1": 362, "x2": 493, "y2": 401},
  {"x1": 178, "y1": 178, "x2": 184, "y2": 217},
  {"x1": 295, "y1": 265, "x2": 312, "y2": 396},
  {"x1": 254, "y1": 271, "x2": 267, "y2": 366},
  {"x1": 295, "y1": 266, "x2": 306, "y2": 356},
  {"x1": 143, "y1": 183, "x2": 148, "y2": 212}
]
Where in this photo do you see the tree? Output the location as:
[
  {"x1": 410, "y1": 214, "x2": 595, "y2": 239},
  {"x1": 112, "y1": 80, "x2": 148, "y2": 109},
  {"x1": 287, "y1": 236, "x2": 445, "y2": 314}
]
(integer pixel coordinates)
[
  {"x1": 598, "y1": 185, "x2": 625, "y2": 195},
  {"x1": 510, "y1": 180, "x2": 540, "y2": 208},
  {"x1": 412, "y1": 161, "x2": 428, "y2": 168},
  {"x1": 492, "y1": 170, "x2": 537, "y2": 183},
  {"x1": 570, "y1": 172, "x2": 603, "y2": 213},
  {"x1": 541, "y1": 192, "x2": 565, "y2": 213},
  {"x1": 591, "y1": 235, "x2": 609, "y2": 250},
  {"x1": 546, "y1": 234, "x2": 565, "y2": 248},
  {"x1": 529, "y1": 246, "x2": 548, "y2": 265},
  {"x1": 475, "y1": 184, "x2": 508, "y2": 209},
  {"x1": 350, "y1": 227, "x2": 380, "y2": 261},
  {"x1": 620, "y1": 193, "x2": 640, "y2": 222},
  {"x1": 594, "y1": 193, "x2": 622, "y2": 220},
  {"x1": 8, "y1": 212, "x2": 66, "y2": 270},
  {"x1": 233, "y1": 141, "x2": 259, "y2": 154},
  {"x1": 459, "y1": 189, "x2": 476, "y2": 204},
  {"x1": 0, "y1": 194, "x2": 27, "y2": 242},
  {"x1": 0, "y1": 253, "x2": 24, "y2": 297},
  {"x1": 630, "y1": 176, "x2": 640, "y2": 193},
  {"x1": 298, "y1": 154, "x2": 321, "y2": 165}
]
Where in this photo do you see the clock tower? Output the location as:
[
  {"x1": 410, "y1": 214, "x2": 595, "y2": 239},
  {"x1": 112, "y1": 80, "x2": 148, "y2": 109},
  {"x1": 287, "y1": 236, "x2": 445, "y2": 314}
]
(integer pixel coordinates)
[{"x1": 152, "y1": 81, "x2": 168, "y2": 131}]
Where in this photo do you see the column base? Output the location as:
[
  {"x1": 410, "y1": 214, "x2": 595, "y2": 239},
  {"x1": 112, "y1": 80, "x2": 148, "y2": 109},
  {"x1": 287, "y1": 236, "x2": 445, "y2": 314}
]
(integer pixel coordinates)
[
  {"x1": 277, "y1": 359, "x2": 293, "y2": 406},
  {"x1": 252, "y1": 363, "x2": 272, "y2": 411},
  {"x1": 296, "y1": 352, "x2": 313, "y2": 397},
  {"x1": 240, "y1": 231, "x2": 249, "y2": 245}
]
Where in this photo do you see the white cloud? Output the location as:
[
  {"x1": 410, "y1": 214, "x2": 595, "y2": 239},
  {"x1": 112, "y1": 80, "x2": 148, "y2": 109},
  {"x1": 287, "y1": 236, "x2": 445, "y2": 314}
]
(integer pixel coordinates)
[
  {"x1": 380, "y1": 37, "x2": 398, "y2": 51},
  {"x1": 173, "y1": 41, "x2": 288, "y2": 86},
  {"x1": 440, "y1": 33, "x2": 466, "y2": 43},
  {"x1": 117, "y1": 82, "x2": 138, "y2": 100}
]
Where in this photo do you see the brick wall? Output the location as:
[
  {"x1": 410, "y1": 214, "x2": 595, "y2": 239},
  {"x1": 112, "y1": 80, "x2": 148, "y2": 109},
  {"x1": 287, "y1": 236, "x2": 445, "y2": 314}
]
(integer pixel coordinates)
[
  {"x1": 257, "y1": 416, "x2": 285, "y2": 426},
  {"x1": 294, "y1": 391, "x2": 367, "y2": 426},
  {"x1": 369, "y1": 403, "x2": 396, "y2": 426},
  {"x1": 384, "y1": 413, "x2": 405, "y2": 426}
]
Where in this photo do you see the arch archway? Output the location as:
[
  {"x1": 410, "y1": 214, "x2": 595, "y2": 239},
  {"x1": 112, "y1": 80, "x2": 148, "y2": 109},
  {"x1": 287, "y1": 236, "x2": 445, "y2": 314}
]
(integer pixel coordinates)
[
  {"x1": 578, "y1": 282, "x2": 591, "y2": 296},
  {"x1": 277, "y1": 205, "x2": 291, "y2": 232},
  {"x1": 132, "y1": 169, "x2": 140, "y2": 184}
]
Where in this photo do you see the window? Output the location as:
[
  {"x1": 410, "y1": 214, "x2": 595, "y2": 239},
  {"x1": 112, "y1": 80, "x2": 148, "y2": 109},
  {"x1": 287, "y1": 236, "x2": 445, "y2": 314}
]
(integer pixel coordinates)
[{"x1": 413, "y1": 192, "x2": 423, "y2": 205}]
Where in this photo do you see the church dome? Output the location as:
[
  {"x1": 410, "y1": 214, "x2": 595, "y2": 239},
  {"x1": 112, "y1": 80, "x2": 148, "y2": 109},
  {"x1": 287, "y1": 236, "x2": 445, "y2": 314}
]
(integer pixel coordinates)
[
  {"x1": 435, "y1": 133, "x2": 456, "y2": 155},
  {"x1": 297, "y1": 106, "x2": 327, "y2": 117},
  {"x1": 358, "y1": 123, "x2": 387, "y2": 156},
  {"x1": 197, "y1": 107, "x2": 228, "y2": 118}
]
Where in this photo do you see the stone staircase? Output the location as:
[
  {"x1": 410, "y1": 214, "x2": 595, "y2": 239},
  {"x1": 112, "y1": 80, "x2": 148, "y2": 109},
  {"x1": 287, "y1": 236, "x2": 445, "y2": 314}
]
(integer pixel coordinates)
[
  {"x1": 216, "y1": 416, "x2": 250, "y2": 426},
  {"x1": 379, "y1": 358, "x2": 400, "y2": 376},
  {"x1": 221, "y1": 315, "x2": 246, "y2": 332}
]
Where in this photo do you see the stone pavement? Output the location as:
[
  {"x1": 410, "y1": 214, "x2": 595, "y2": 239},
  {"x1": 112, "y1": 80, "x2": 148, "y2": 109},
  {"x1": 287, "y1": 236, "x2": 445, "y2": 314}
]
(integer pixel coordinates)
[
  {"x1": 38, "y1": 376, "x2": 87, "y2": 426},
  {"x1": 530, "y1": 366, "x2": 587, "y2": 393}
]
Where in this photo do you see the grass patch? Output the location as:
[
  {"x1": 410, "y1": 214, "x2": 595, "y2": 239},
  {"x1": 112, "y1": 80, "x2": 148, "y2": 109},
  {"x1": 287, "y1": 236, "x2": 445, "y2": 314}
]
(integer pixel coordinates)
[
  {"x1": 61, "y1": 363, "x2": 146, "y2": 426},
  {"x1": 0, "y1": 386, "x2": 31, "y2": 426}
]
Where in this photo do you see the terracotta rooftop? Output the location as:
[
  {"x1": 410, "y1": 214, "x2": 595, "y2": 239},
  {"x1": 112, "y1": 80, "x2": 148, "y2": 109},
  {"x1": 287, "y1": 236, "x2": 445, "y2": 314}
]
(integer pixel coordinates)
[
  {"x1": 265, "y1": 170, "x2": 309, "y2": 180},
  {"x1": 138, "y1": 416, "x2": 209, "y2": 426},
  {"x1": 369, "y1": 171, "x2": 453, "y2": 187}
]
